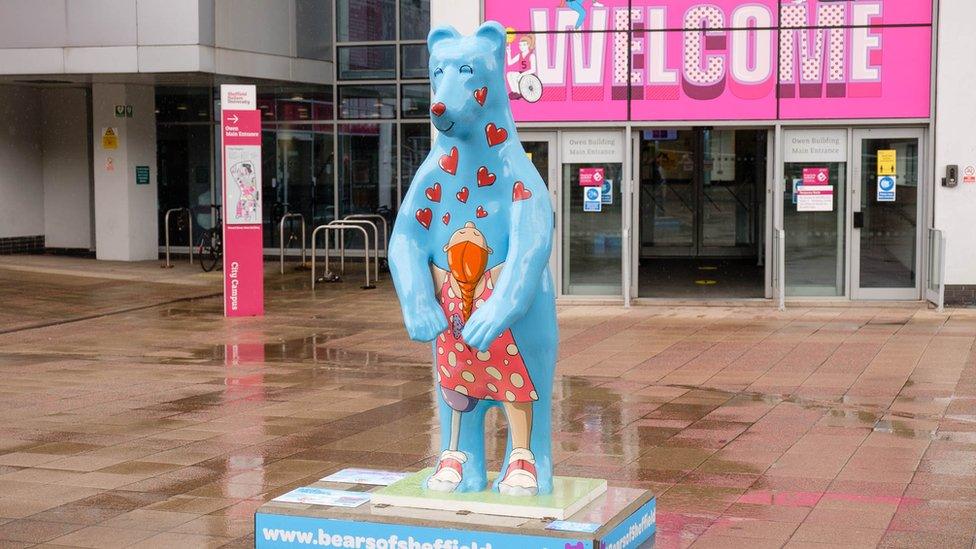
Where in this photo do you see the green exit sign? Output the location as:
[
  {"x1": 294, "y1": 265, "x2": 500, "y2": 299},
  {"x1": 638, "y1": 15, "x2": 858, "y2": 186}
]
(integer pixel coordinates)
[
  {"x1": 115, "y1": 105, "x2": 133, "y2": 118},
  {"x1": 135, "y1": 165, "x2": 150, "y2": 185}
]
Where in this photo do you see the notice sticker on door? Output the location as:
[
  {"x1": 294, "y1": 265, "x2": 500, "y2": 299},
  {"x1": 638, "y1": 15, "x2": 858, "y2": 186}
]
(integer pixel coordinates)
[
  {"x1": 797, "y1": 185, "x2": 834, "y2": 212},
  {"x1": 802, "y1": 167, "x2": 829, "y2": 186},
  {"x1": 877, "y1": 150, "x2": 897, "y2": 175},
  {"x1": 579, "y1": 167, "x2": 605, "y2": 186},
  {"x1": 583, "y1": 186, "x2": 602, "y2": 212},
  {"x1": 877, "y1": 175, "x2": 897, "y2": 202},
  {"x1": 601, "y1": 180, "x2": 613, "y2": 204}
]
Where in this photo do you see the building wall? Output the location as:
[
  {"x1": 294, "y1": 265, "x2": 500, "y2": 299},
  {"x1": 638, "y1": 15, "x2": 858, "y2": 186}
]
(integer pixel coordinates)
[
  {"x1": 41, "y1": 88, "x2": 92, "y2": 250},
  {"x1": 0, "y1": 87, "x2": 43, "y2": 239},
  {"x1": 431, "y1": 0, "x2": 479, "y2": 35},
  {"x1": 0, "y1": 0, "x2": 332, "y2": 84},
  {"x1": 934, "y1": 1, "x2": 976, "y2": 288}
]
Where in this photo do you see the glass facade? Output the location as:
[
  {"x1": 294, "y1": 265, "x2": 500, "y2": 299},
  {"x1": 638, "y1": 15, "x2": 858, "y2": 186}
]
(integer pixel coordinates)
[{"x1": 155, "y1": 0, "x2": 431, "y2": 255}]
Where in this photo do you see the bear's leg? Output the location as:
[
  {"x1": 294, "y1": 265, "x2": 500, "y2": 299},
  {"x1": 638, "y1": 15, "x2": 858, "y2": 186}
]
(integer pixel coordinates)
[
  {"x1": 498, "y1": 402, "x2": 539, "y2": 496},
  {"x1": 528, "y1": 391, "x2": 554, "y2": 495}
]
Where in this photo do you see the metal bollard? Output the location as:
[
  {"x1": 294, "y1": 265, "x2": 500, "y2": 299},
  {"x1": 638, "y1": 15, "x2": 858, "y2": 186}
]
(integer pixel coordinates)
[
  {"x1": 344, "y1": 214, "x2": 389, "y2": 270},
  {"x1": 311, "y1": 224, "x2": 374, "y2": 290},
  {"x1": 162, "y1": 207, "x2": 193, "y2": 268},
  {"x1": 331, "y1": 219, "x2": 379, "y2": 282},
  {"x1": 278, "y1": 213, "x2": 307, "y2": 274}
]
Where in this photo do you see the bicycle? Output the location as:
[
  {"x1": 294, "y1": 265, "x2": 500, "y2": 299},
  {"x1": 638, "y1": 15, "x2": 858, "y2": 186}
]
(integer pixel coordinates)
[{"x1": 198, "y1": 204, "x2": 223, "y2": 272}]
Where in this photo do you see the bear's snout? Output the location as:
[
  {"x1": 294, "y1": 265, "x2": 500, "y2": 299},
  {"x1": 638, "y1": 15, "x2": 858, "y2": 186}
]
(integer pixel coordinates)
[{"x1": 430, "y1": 102, "x2": 446, "y2": 117}]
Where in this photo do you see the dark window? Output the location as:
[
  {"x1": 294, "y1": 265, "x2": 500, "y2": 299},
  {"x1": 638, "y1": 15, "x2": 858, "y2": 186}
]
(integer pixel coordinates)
[
  {"x1": 156, "y1": 87, "x2": 212, "y2": 123},
  {"x1": 338, "y1": 123, "x2": 398, "y2": 245},
  {"x1": 401, "y1": 84, "x2": 430, "y2": 119},
  {"x1": 338, "y1": 45, "x2": 397, "y2": 80},
  {"x1": 338, "y1": 85, "x2": 397, "y2": 119},
  {"x1": 156, "y1": 124, "x2": 215, "y2": 246},
  {"x1": 297, "y1": 0, "x2": 333, "y2": 61},
  {"x1": 400, "y1": 44, "x2": 430, "y2": 79},
  {"x1": 338, "y1": 0, "x2": 395, "y2": 42},
  {"x1": 400, "y1": 123, "x2": 431, "y2": 197},
  {"x1": 257, "y1": 87, "x2": 334, "y2": 122},
  {"x1": 399, "y1": 0, "x2": 430, "y2": 40}
]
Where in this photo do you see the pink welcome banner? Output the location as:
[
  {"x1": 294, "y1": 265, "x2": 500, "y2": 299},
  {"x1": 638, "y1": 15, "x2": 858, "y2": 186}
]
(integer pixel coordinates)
[{"x1": 486, "y1": 0, "x2": 932, "y2": 122}]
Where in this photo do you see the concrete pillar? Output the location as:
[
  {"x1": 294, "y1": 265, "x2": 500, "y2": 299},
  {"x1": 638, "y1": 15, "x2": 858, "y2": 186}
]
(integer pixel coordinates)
[
  {"x1": 935, "y1": 2, "x2": 976, "y2": 286},
  {"x1": 430, "y1": 0, "x2": 479, "y2": 34},
  {"x1": 91, "y1": 83, "x2": 158, "y2": 261}
]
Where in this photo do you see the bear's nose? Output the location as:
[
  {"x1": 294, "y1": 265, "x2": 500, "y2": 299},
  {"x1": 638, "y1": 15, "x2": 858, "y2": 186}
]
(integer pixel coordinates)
[{"x1": 430, "y1": 102, "x2": 446, "y2": 117}]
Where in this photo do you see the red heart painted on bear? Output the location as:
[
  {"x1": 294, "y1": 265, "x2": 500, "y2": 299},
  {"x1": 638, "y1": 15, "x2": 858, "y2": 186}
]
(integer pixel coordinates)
[
  {"x1": 477, "y1": 166, "x2": 496, "y2": 187},
  {"x1": 425, "y1": 182, "x2": 441, "y2": 202},
  {"x1": 438, "y1": 146, "x2": 458, "y2": 175},
  {"x1": 485, "y1": 123, "x2": 508, "y2": 147},
  {"x1": 415, "y1": 208, "x2": 432, "y2": 229},
  {"x1": 456, "y1": 186, "x2": 469, "y2": 203},
  {"x1": 512, "y1": 181, "x2": 532, "y2": 202},
  {"x1": 442, "y1": 212, "x2": 451, "y2": 225},
  {"x1": 474, "y1": 86, "x2": 488, "y2": 106},
  {"x1": 476, "y1": 206, "x2": 488, "y2": 218}
]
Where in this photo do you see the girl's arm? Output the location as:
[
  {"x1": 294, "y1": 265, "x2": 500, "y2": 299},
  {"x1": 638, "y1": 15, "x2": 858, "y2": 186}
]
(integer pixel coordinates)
[{"x1": 506, "y1": 48, "x2": 519, "y2": 65}]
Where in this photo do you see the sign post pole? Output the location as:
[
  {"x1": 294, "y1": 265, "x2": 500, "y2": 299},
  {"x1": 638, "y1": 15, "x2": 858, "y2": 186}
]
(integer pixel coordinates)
[{"x1": 220, "y1": 84, "x2": 264, "y2": 317}]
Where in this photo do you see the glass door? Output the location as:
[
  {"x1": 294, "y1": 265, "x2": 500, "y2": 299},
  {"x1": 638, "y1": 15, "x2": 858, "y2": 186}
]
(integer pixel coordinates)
[
  {"x1": 852, "y1": 129, "x2": 924, "y2": 300},
  {"x1": 520, "y1": 132, "x2": 559, "y2": 283},
  {"x1": 639, "y1": 129, "x2": 697, "y2": 256},
  {"x1": 560, "y1": 131, "x2": 625, "y2": 296},
  {"x1": 781, "y1": 129, "x2": 848, "y2": 297}
]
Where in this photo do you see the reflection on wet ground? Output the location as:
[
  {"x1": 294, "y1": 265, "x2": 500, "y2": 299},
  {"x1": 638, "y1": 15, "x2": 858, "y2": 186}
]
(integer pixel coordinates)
[{"x1": 0, "y1": 260, "x2": 975, "y2": 547}]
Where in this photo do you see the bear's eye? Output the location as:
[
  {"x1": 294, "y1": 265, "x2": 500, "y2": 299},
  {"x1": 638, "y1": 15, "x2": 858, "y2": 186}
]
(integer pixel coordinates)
[
  {"x1": 459, "y1": 65, "x2": 474, "y2": 75},
  {"x1": 433, "y1": 67, "x2": 444, "y2": 77}
]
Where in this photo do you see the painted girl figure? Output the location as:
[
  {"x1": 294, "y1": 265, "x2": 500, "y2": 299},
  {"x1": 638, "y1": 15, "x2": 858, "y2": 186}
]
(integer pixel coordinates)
[
  {"x1": 428, "y1": 222, "x2": 540, "y2": 496},
  {"x1": 562, "y1": 0, "x2": 604, "y2": 29},
  {"x1": 505, "y1": 34, "x2": 537, "y2": 100},
  {"x1": 232, "y1": 161, "x2": 260, "y2": 222}
]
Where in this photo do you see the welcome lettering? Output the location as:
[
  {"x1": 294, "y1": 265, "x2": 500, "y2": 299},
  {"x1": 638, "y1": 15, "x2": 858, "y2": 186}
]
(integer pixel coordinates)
[{"x1": 524, "y1": 2, "x2": 884, "y2": 101}]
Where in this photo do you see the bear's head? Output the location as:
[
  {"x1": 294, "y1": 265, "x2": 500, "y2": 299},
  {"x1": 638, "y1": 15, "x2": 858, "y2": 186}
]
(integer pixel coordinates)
[{"x1": 427, "y1": 22, "x2": 510, "y2": 142}]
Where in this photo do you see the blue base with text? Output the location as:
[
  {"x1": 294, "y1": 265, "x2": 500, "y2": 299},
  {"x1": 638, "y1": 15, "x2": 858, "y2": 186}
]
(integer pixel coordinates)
[{"x1": 255, "y1": 479, "x2": 654, "y2": 549}]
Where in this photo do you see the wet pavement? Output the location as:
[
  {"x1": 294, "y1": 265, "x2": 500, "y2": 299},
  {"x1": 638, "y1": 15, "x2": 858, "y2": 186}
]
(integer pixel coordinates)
[{"x1": 0, "y1": 258, "x2": 975, "y2": 548}]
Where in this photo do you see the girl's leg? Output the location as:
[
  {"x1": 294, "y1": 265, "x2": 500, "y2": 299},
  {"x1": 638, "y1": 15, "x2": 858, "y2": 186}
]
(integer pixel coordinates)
[
  {"x1": 447, "y1": 409, "x2": 461, "y2": 450},
  {"x1": 506, "y1": 71, "x2": 522, "y2": 95},
  {"x1": 567, "y1": 0, "x2": 586, "y2": 29},
  {"x1": 499, "y1": 401, "x2": 538, "y2": 496},
  {"x1": 503, "y1": 401, "x2": 533, "y2": 449}
]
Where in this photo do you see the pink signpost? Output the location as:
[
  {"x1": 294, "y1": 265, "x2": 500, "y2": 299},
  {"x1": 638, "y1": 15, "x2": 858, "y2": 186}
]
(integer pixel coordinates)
[{"x1": 220, "y1": 85, "x2": 264, "y2": 317}]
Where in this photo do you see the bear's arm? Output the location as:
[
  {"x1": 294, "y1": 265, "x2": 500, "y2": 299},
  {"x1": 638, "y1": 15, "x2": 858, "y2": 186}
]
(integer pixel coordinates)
[
  {"x1": 388, "y1": 167, "x2": 448, "y2": 342},
  {"x1": 490, "y1": 171, "x2": 553, "y2": 320}
]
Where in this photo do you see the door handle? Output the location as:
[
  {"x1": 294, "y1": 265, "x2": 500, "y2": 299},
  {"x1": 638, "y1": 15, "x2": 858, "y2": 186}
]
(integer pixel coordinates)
[{"x1": 853, "y1": 211, "x2": 864, "y2": 229}]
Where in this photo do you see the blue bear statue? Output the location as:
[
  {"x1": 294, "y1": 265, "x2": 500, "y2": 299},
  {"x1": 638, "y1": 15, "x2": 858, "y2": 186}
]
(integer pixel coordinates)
[{"x1": 388, "y1": 21, "x2": 557, "y2": 496}]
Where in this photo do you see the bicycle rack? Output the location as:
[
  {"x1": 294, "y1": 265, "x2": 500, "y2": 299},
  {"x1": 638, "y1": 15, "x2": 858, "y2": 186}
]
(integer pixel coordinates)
[
  {"x1": 311, "y1": 223, "x2": 374, "y2": 290},
  {"x1": 278, "y1": 213, "x2": 307, "y2": 274},
  {"x1": 331, "y1": 219, "x2": 380, "y2": 282},
  {"x1": 343, "y1": 214, "x2": 389, "y2": 271},
  {"x1": 162, "y1": 207, "x2": 193, "y2": 268}
]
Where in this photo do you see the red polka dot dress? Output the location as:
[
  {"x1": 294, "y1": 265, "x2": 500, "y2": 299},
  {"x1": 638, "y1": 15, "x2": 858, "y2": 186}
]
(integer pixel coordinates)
[{"x1": 435, "y1": 271, "x2": 537, "y2": 403}]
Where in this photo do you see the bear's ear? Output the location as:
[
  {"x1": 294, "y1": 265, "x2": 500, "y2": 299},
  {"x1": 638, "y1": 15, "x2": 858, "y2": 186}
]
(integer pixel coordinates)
[
  {"x1": 428, "y1": 25, "x2": 461, "y2": 53},
  {"x1": 475, "y1": 21, "x2": 507, "y2": 53}
]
